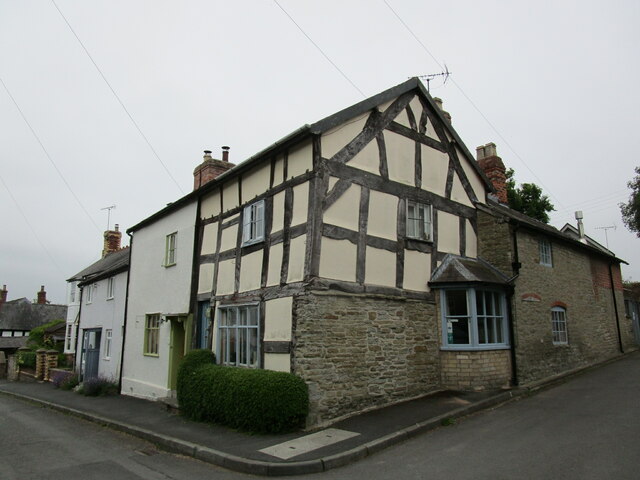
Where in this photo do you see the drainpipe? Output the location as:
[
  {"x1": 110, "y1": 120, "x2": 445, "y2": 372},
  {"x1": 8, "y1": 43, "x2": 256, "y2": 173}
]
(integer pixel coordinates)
[
  {"x1": 508, "y1": 223, "x2": 521, "y2": 387},
  {"x1": 118, "y1": 233, "x2": 134, "y2": 392},
  {"x1": 608, "y1": 262, "x2": 624, "y2": 354},
  {"x1": 73, "y1": 287, "x2": 84, "y2": 375}
]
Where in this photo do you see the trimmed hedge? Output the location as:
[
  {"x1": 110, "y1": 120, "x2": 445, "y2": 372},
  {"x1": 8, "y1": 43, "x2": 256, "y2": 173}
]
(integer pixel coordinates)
[
  {"x1": 18, "y1": 351, "x2": 36, "y2": 369},
  {"x1": 177, "y1": 350, "x2": 308, "y2": 434}
]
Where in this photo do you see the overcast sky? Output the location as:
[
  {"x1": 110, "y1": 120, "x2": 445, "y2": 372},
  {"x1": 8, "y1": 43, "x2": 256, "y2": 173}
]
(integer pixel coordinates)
[{"x1": 1, "y1": 0, "x2": 639, "y2": 304}]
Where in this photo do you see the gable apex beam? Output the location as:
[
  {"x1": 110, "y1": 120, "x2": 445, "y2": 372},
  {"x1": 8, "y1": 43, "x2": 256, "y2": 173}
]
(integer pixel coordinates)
[{"x1": 330, "y1": 92, "x2": 415, "y2": 165}]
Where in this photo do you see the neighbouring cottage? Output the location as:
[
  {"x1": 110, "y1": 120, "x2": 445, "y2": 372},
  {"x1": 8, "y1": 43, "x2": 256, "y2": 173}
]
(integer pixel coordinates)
[
  {"x1": 118, "y1": 78, "x2": 638, "y2": 427},
  {"x1": 66, "y1": 226, "x2": 129, "y2": 381},
  {"x1": 0, "y1": 285, "x2": 67, "y2": 355},
  {"x1": 475, "y1": 144, "x2": 637, "y2": 386}
]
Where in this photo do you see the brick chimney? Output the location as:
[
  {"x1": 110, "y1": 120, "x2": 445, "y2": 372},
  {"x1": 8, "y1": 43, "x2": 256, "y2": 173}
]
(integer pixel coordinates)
[
  {"x1": 476, "y1": 143, "x2": 508, "y2": 204},
  {"x1": 433, "y1": 97, "x2": 452, "y2": 123},
  {"x1": 102, "y1": 224, "x2": 122, "y2": 258},
  {"x1": 0, "y1": 284, "x2": 7, "y2": 307},
  {"x1": 37, "y1": 285, "x2": 47, "y2": 304},
  {"x1": 193, "y1": 146, "x2": 235, "y2": 190}
]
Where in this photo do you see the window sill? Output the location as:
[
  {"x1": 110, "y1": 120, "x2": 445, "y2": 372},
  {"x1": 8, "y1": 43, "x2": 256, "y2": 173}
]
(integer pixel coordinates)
[
  {"x1": 163, "y1": 263, "x2": 176, "y2": 268},
  {"x1": 106, "y1": 297, "x2": 114, "y2": 301},
  {"x1": 143, "y1": 353, "x2": 159, "y2": 358},
  {"x1": 440, "y1": 345, "x2": 510, "y2": 352},
  {"x1": 241, "y1": 238, "x2": 264, "y2": 248}
]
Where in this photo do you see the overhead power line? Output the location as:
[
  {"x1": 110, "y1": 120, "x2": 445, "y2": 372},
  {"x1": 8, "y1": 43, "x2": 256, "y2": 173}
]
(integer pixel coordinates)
[
  {"x1": 382, "y1": 0, "x2": 565, "y2": 211},
  {"x1": 0, "y1": 75, "x2": 101, "y2": 233},
  {"x1": 50, "y1": 0, "x2": 184, "y2": 194},
  {"x1": 273, "y1": 0, "x2": 366, "y2": 98}
]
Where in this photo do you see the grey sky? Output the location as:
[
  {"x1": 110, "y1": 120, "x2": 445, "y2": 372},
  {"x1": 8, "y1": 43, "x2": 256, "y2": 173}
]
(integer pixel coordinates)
[{"x1": 1, "y1": 0, "x2": 639, "y2": 304}]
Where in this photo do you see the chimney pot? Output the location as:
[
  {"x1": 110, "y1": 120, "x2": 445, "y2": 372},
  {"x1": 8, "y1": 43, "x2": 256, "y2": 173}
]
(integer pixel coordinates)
[
  {"x1": 37, "y1": 286, "x2": 47, "y2": 304},
  {"x1": 222, "y1": 146, "x2": 230, "y2": 163},
  {"x1": 193, "y1": 146, "x2": 235, "y2": 190},
  {"x1": 102, "y1": 226, "x2": 123, "y2": 257}
]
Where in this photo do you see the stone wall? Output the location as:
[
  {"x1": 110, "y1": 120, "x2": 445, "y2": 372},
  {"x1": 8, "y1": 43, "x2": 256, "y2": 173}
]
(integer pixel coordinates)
[
  {"x1": 292, "y1": 292, "x2": 440, "y2": 426},
  {"x1": 512, "y1": 230, "x2": 625, "y2": 384},
  {"x1": 440, "y1": 349, "x2": 511, "y2": 390},
  {"x1": 476, "y1": 210, "x2": 513, "y2": 273}
]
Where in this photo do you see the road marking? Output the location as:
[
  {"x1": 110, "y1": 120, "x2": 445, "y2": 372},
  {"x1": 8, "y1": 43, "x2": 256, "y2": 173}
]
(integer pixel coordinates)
[{"x1": 259, "y1": 428, "x2": 360, "y2": 460}]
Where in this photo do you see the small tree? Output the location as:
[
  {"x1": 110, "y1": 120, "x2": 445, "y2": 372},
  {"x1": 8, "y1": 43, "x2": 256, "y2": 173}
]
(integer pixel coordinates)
[
  {"x1": 620, "y1": 166, "x2": 640, "y2": 237},
  {"x1": 506, "y1": 168, "x2": 555, "y2": 223}
]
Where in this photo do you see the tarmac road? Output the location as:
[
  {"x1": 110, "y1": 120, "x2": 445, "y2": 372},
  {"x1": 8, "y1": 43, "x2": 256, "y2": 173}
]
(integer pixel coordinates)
[{"x1": 1, "y1": 352, "x2": 638, "y2": 479}]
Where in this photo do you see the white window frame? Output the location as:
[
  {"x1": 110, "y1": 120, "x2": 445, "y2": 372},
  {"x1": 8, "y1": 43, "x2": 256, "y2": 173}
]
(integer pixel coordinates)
[
  {"x1": 85, "y1": 284, "x2": 94, "y2": 304},
  {"x1": 539, "y1": 238, "x2": 553, "y2": 266},
  {"x1": 217, "y1": 304, "x2": 260, "y2": 368},
  {"x1": 69, "y1": 282, "x2": 76, "y2": 303},
  {"x1": 441, "y1": 287, "x2": 509, "y2": 350},
  {"x1": 242, "y1": 200, "x2": 265, "y2": 246},
  {"x1": 551, "y1": 307, "x2": 568, "y2": 345},
  {"x1": 406, "y1": 201, "x2": 433, "y2": 241},
  {"x1": 106, "y1": 277, "x2": 114, "y2": 300},
  {"x1": 165, "y1": 232, "x2": 177, "y2": 267},
  {"x1": 104, "y1": 329, "x2": 112, "y2": 359},
  {"x1": 64, "y1": 323, "x2": 76, "y2": 354}
]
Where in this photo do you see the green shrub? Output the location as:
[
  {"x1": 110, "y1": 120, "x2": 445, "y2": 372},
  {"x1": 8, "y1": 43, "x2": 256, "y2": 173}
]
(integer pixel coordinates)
[
  {"x1": 177, "y1": 354, "x2": 308, "y2": 434},
  {"x1": 60, "y1": 374, "x2": 80, "y2": 391},
  {"x1": 28, "y1": 319, "x2": 64, "y2": 348},
  {"x1": 176, "y1": 349, "x2": 216, "y2": 410},
  {"x1": 18, "y1": 351, "x2": 36, "y2": 369}
]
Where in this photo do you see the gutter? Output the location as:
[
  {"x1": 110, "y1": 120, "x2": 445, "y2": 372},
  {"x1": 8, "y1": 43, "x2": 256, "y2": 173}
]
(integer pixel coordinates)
[
  {"x1": 507, "y1": 224, "x2": 520, "y2": 387},
  {"x1": 608, "y1": 262, "x2": 624, "y2": 354}
]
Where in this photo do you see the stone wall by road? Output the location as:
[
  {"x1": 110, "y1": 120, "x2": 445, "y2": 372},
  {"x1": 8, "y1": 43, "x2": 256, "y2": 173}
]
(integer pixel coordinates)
[{"x1": 292, "y1": 292, "x2": 440, "y2": 426}]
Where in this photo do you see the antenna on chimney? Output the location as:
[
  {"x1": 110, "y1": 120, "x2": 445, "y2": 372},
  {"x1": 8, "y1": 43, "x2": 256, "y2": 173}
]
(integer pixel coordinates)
[
  {"x1": 101, "y1": 205, "x2": 116, "y2": 231},
  {"x1": 417, "y1": 64, "x2": 451, "y2": 92},
  {"x1": 595, "y1": 224, "x2": 616, "y2": 249}
]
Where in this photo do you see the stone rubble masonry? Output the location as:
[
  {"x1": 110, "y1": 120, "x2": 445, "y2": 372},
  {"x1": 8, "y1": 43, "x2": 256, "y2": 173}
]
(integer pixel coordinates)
[
  {"x1": 292, "y1": 292, "x2": 440, "y2": 426},
  {"x1": 477, "y1": 209, "x2": 637, "y2": 386}
]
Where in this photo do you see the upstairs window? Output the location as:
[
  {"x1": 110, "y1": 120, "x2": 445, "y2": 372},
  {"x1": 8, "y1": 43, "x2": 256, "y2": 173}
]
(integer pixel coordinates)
[
  {"x1": 242, "y1": 200, "x2": 265, "y2": 246},
  {"x1": 85, "y1": 284, "x2": 94, "y2": 304},
  {"x1": 441, "y1": 288, "x2": 508, "y2": 349},
  {"x1": 69, "y1": 282, "x2": 76, "y2": 303},
  {"x1": 551, "y1": 307, "x2": 568, "y2": 345},
  {"x1": 106, "y1": 277, "x2": 114, "y2": 299},
  {"x1": 165, "y1": 232, "x2": 177, "y2": 266},
  {"x1": 104, "y1": 329, "x2": 112, "y2": 359},
  {"x1": 406, "y1": 201, "x2": 432, "y2": 241},
  {"x1": 539, "y1": 238, "x2": 552, "y2": 266}
]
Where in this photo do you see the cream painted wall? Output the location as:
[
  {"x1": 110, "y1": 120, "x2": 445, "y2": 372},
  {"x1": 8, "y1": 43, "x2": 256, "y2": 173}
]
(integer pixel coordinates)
[
  {"x1": 347, "y1": 140, "x2": 379, "y2": 175},
  {"x1": 220, "y1": 222, "x2": 238, "y2": 252},
  {"x1": 365, "y1": 247, "x2": 396, "y2": 287},
  {"x1": 324, "y1": 183, "x2": 360, "y2": 230},
  {"x1": 216, "y1": 260, "x2": 235, "y2": 295},
  {"x1": 421, "y1": 145, "x2": 448, "y2": 197},
  {"x1": 319, "y1": 237, "x2": 357, "y2": 282},
  {"x1": 438, "y1": 211, "x2": 460, "y2": 254},
  {"x1": 239, "y1": 250, "x2": 263, "y2": 292},
  {"x1": 200, "y1": 190, "x2": 220, "y2": 219},
  {"x1": 264, "y1": 296, "x2": 292, "y2": 341},
  {"x1": 264, "y1": 353, "x2": 290, "y2": 372},
  {"x1": 201, "y1": 222, "x2": 218, "y2": 255},
  {"x1": 272, "y1": 191, "x2": 285, "y2": 233},
  {"x1": 287, "y1": 234, "x2": 306, "y2": 283},
  {"x1": 198, "y1": 263, "x2": 214, "y2": 294},
  {"x1": 466, "y1": 219, "x2": 478, "y2": 258},
  {"x1": 385, "y1": 131, "x2": 415, "y2": 186},
  {"x1": 287, "y1": 141, "x2": 313, "y2": 179},
  {"x1": 242, "y1": 163, "x2": 270, "y2": 203},
  {"x1": 328, "y1": 176, "x2": 339, "y2": 191},
  {"x1": 273, "y1": 155, "x2": 284, "y2": 186},
  {"x1": 457, "y1": 147, "x2": 486, "y2": 204},
  {"x1": 394, "y1": 108, "x2": 411, "y2": 129},
  {"x1": 367, "y1": 190, "x2": 398, "y2": 240},
  {"x1": 451, "y1": 174, "x2": 474, "y2": 207},
  {"x1": 291, "y1": 182, "x2": 309, "y2": 227},
  {"x1": 222, "y1": 179, "x2": 239, "y2": 212},
  {"x1": 322, "y1": 112, "x2": 368, "y2": 159},
  {"x1": 403, "y1": 249, "x2": 431, "y2": 292},
  {"x1": 266, "y1": 242, "x2": 283, "y2": 286}
]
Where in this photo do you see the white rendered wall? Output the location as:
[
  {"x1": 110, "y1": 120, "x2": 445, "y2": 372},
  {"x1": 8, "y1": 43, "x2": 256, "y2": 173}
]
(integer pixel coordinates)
[{"x1": 121, "y1": 200, "x2": 197, "y2": 401}]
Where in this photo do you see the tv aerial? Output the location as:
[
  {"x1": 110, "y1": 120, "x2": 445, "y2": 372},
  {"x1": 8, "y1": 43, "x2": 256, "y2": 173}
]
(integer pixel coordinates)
[
  {"x1": 595, "y1": 224, "x2": 616, "y2": 249},
  {"x1": 101, "y1": 204, "x2": 116, "y2": 231},
  {"x1": 417, "y1": 64, "x2": 451, "y2": 92}
]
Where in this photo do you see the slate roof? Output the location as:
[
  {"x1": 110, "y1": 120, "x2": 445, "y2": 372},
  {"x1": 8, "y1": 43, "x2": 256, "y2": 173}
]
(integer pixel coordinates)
[
  {"x1": 0, "y1": 299, "x2": 67, "y2": 331},
  {"x1": 68, "y1": 247, "x2": 130, "y2": 286},
  {"x1": 478, "y1": 200, "x2": 627, "y2": 264},
  {"x1": 0, "y1": 336, "x2": 28, "y2": 350},
  {"x1": 128, "y1": 77, "x2": 494, "y2": 233},
  {"x1": 430, "y1": 254, "x2": 511, "y2": 287}
]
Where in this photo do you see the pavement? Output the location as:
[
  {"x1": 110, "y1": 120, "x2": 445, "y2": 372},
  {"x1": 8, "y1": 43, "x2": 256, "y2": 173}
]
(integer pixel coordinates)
[{"x1": 0, "y1": 357, "x2": 626, "y2": 477}]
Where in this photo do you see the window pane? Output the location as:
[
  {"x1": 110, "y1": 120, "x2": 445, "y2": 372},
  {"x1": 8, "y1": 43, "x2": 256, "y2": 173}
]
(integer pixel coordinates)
[
  {"x1": 239, "y1": 328, "x2": 247, "y2": 365},
  {"x1": 450, "y1": 317, "x2": 470, "y2": 344},
  {"x1": 228, "y1": 327, "x2": 237, "y2": 365},
  {"x1": 478, "y1": 317, "x2": 487, "y2": 344},
  {"x1": 447, "y1": 290, "x2": 468, "y2": 316}
]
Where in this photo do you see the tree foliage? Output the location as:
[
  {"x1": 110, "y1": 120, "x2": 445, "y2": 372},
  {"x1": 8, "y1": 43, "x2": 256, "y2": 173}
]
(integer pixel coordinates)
[
  {"x1": 506, "y1": 168, "x2": 555, "y2": 223},
  {"x1": 620, "y1": 166, "x2": 640, "y2": 237}
]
